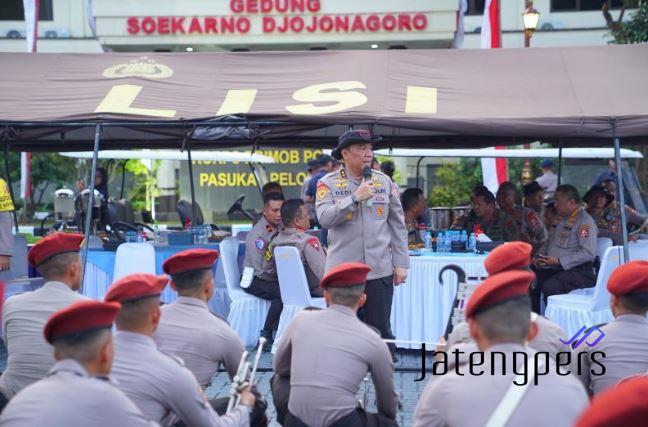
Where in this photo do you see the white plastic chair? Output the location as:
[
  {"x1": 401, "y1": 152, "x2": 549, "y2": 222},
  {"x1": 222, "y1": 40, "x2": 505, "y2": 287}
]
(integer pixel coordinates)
[
  {"x1": 569, "y1": 237, "x2": 613, "y2": 297},
  {"x1": 112, "y1": 243, "x2": 156, "y2": 281},
  {"x1": 272, "y1": 246, "x2": 326, "y2": 353},
  {"x1": 545, "y1": 245, "x2": 623, "y2": 338},
  {"x1": 220, "y1": 237, "x2": 270, "y2": 348}
]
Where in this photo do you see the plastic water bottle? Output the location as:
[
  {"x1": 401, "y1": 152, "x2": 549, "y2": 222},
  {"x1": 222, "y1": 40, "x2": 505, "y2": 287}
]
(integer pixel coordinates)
[
  {"x1": 468, "y1": 232, "x2": 477, "y2": 252},
  {"x1": 154, "y1": 224, "x2": 160, "y2": 243},
  {"x1": 436, "y1": 232, "x2": 445, "y2": 252},
  {"x1": 461, "y1": 230, "x2": 468, "y2": 249},
  {"x1": 135, "y1": 226, "x2": 143, "y2": 243},
  {"x1": 445, "y1": 232, "x2": 452, "y2": 252},
  {"x1": 425, "y1": 231, "x2": 432, "y2": 250}
]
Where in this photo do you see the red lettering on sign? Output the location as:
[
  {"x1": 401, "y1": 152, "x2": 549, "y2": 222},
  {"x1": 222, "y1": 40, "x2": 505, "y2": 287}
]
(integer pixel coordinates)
[
  {"x1": 334, "y1": 15, "x2": 349, "y2": 32},
  {"x1": 127, "y1": 17, "x2": 140, "y2": 35},
  {"x1": 230, "y1": 0, "x2": 244, "y2": 13},
  {"x1": 277, "y1": 16, "x2": 288, "y2": 33},
  {"x1": 351, "y1": 15, "x2": 365, "y2": 32},
  {"x1": 366, "y1": 14, "x2": 380, "y2": 32},
  {"x1": 305, "y1": 16, "x2": 317, "y2": 32},
  {"x1": 320, "y1": 15, "x2": 333, "y2": 32},
  {"x1": 413, "y1": 13, "x2": 427, "y2": 30},
  {"x1": 204, "y1": 17, "x2": 217, "y2": 34},
  {"x1": 398, "y1": 14, "x2": 412, "y2": 31},
  {"x1": 237, "y1": 17, "x2": 251, "y2": 33},
  {"x1": 248, "y1": 0, "x2": 259, "y2": 13},
  {"x1": 157, "y1": 17, "x2": 170, "y2": 34},
  {"x1": 141, "y1": 17, "x2": 156, "y2": 34},
  {"x1": 382, "y1": 14, "x2": 396, "y2": 31},
  {"x1": 171, "y1": 17, "x2": 186, "y2": 34},
  {"x1": 263, "y1": 16, "x2": 276, "y2": 32},
  {"x1": 290, "y1": 16, "x2": 304, "y2": 32},
  {"x1": 221, "y1": 17, "x2": 235, "y2": 33},
  {"x1": 188, "y1": 17, "x2": 203, "y2": 33}
]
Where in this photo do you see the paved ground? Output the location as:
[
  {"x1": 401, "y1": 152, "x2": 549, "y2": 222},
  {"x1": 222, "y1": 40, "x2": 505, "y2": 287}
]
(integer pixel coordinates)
[{"x1": 0, "y1": 342, "x2": 431, "y2": 426}]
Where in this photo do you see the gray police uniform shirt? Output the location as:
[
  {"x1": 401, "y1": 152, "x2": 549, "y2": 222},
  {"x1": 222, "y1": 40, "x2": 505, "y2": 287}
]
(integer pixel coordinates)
[
  {"x1": 111, "y1": 331, "x2": 249, "y2": 427},
  {"x1": 273, "y1": 305, "x2": 398, "y2": 427},
  {"x1": 539, "y1": 208, "x2": 597, "y2": 270},
  {"x1": 0, "y1": 211, "x2": 13, "y2": 257},
  {"x1": 572, "y1": 314, "x2": 648, "y2": 396},
  {"x1": 445, "y1": 316, "x2": 568, "y2": 364},
  {"x1": 315, "y1": 167, "x2": 409, "y2": 280},
  {"x1": 0, "y1": 281, "x2": 89, "y2": 398},
  {"x1": 414, "y1": 343, "x2": 589, "y2": 427},
  {"x1": 153, "y1": 296, "x2": 245, "y2": 385},
  {"x1": 270, "y1": 228, "x2": 326, "y2": 294},
  {"x1": 243, "y1": 216, "x2": 279, "y2": 281},
  {"x1": 0, "y1": 359, "x2": 158, "y2": 427}
]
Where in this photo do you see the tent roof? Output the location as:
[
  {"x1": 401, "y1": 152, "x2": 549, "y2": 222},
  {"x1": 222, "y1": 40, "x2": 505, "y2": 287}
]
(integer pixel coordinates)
[
  {"x1": 373, "y1": 147, "x2": 644, "y2": 159},
  {"x1": 1, "y1": 44, "x2": 647, "y2": 151},
  {"x1": 60, "y1": 150, "x2": 275, "y2": 163}
]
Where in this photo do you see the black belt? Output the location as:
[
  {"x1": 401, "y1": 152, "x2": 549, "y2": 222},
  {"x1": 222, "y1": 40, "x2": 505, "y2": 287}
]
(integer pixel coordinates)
[{"x1": 285, "y1": 408, "x2": 364, "y2": 427}]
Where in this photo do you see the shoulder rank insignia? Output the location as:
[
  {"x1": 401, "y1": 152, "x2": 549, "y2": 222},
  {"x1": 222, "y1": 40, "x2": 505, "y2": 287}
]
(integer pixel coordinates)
[
  {"x1": 317, "y1": 182, "x2": 330, "y2": 200},
  {"x1": 579, "y1": 224, "x2": 590, "y2": 239},
  {"x1": 307, "y1": 237, "x2": 320, "y2": 251},
  {"x1": 340, "y1": 169, "x2": 348, "y2": 179},
  {"x1": 265, "y1": 224, "x2": 273, "y2": 233}
]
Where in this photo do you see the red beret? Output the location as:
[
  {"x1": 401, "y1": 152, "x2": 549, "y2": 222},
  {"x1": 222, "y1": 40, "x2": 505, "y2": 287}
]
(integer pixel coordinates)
[
  {"x1": 320, "y1": 262, "x2": 371, "y2": 288},
  {"x1": 44, "y1": 300, "x2": 121, "y2": 344},
  {"x1": 607, "y1": 260, "x2": 648, "y2": 296},
  {"x1": 484, "y1": 242, "x2": 532, "y2": 275},
  {"x1": 105, "y1": 273, "x2": 168, "y2": 303},
  {"x1": 575, "y1": 376, "x2": 648, "y2": 427},
  {"x1": 162, "y1": 249, "x2": 219, "y2": 275},
  {"x1": 465, "y1": 270, "x2": 535, "y2": 319},
  {"x1": 28, "y1": 232, "x2": 84, "y2": 267}
]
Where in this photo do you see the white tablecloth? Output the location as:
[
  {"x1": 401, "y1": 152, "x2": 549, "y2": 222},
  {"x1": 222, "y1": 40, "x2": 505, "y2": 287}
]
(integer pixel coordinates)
[{"x1": 391, "y1": 253, "x2": 488, "y2": 349}]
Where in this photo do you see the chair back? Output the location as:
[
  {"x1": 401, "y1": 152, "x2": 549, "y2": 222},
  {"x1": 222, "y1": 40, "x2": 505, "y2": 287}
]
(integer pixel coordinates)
[
  {"x1": 274, "y1": 246, "x2": 313, "y2": 307},
  {"x1": 591, "y1": 246, "x2": 624, "y2": 311},
  {"x1": 113, "y1": 243, "x2": 156, "y2": 281},
  {"x1": 220, "y1": 237, "x2": 246, "y2": 300},
  {"x1": 629, "y1": 241, "x2": 648, "y2": 261},
  {"x1": 177, "y1": 200, "x2": 204, "y2": 226}
]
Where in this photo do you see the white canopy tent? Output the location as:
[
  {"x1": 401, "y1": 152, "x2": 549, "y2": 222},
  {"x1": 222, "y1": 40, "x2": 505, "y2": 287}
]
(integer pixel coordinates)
[
  {"x1": 372, "y1": 147, "x2": 643, "y2": 159},
  {"x1": 61, "y1": 150, "x2": 276, "y2": 163}
]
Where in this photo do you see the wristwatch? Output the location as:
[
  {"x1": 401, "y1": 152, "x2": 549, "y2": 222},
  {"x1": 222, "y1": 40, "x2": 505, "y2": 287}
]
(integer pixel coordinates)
[{"x1": 351, "y1": 194, "x2": 359, "y2": 204}]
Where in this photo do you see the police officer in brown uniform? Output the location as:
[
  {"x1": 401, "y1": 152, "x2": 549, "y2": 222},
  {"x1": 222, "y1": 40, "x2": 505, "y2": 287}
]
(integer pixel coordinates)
[
  {"x1": 270, "y1": 199, "x2": 325, "y2": 297},
  {"x1": 316, "y1": 130, "x2": 409, "y2": 356},
  {"x1": 155, "y1": 249, "x2": 245, "y2": 385},
  {"x1": 273, "y1": 262, "x2": 398, "y2": 427},
  {"x1": 453, "y1": 185, "x2": 520, "y2": 242},
  {"x1": 523, "y1": 181, "x2": 545, "y2": 217},
  {"x1": 497, "y1": 181, "x2": 547, "y2": 253},
  {"x1": 107, "y1": 274, "x2": 254, "y2": 427},
  {"x1": 572, "y1": 261, "x2": 648, "y2": 396},
  {"x1": 414, "y1": 270, "x2": 588, "y2": 427},
  {"x1": 532, "y1": 185, "x2": 597, "y2": 313},
  {"x1": 0, "y1": 300, "x2": 157, "y2": 427},
  {"x1": 243, "y1": 192, "x2": 284, "y2": 350}
]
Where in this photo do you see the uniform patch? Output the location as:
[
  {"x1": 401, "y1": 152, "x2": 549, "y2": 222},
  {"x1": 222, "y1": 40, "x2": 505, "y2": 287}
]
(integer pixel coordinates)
[
  {"x1": 265, "y1": 224, "x2": 273, "y2": 233},
  {"x1": 345, "y1": 212, "x2": 353, "y2": 221},
  {"x1": 316, "y1": 182, "x2": 330, "y2": 200},
  {"x1": 334, "y1": 182, "x2": 348, "y2": 189},
  {"x1": 340, "y1": 169, "x2": 348, "y2": 179},
  {"x1": 580, "y1": 225, "x2": 590, "y2": 239},
  {"x1": 374, "y1": 195, "x2": 386, "y2": 203},
  {"x1": 264, "y1": 247, "x2": 273, "y2": 261},
  {"x1": 376, "y1": 207, "x2": 384, "y2": 216},
  {"x1": 527, "y1": 211, "x2": 540, "y2": 228},
  {"x1": 392, "y1": 184, "x2": 399, "y2": 197},
  {"x1": 255, "y1": 238, "x2": 265, "y2": 251},
  {"x1": 307, "y1": 237, "x2": 320, "y2": 251}
]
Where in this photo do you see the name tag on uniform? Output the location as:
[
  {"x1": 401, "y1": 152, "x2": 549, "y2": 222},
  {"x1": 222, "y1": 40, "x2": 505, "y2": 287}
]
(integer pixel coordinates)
[{"x1": 240, "y1": 267, "x2": 254, "y2": 289}]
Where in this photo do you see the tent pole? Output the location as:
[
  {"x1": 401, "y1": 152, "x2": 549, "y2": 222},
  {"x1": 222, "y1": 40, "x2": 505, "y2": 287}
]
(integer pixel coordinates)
[
  {"x1": 557, "y1": 142, "x2": 563, "y2": 187},
  {"x1": 81, "y1": 124, "x2": 102, "y2": 293},
  {"x1": 119, "y1": 160, "x2": 127, "y2": 199},
  {"x1": 186, "y1": 143, "x2": 198, "y2": 225},
  {"x1": 2, "y1": 143, "x2": 19, "y2": 233},
  {"x1": 612, "y1": 126, "x2": 629, "y2": 263},
  {"x1": 415, "y1": 156, "x2": 424, "y2": 188}
]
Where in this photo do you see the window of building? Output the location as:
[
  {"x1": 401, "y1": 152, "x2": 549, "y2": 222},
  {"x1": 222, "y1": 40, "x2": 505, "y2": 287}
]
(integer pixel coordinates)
[
  {"x1": 466, "y1": 0, "x2": 486, "y2": 16},
  {"x1": 0, "y1": 0, "x2": 53, "y2": 21},
  {"x1": 551, "y1": 0, "x2": 624, "y2": 12}
]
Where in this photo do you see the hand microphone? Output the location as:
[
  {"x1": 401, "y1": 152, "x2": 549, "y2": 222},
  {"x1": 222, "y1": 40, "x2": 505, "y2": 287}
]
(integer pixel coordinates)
[{"x1": 363, "y1": 166, "x2": 373, "y2": 207}]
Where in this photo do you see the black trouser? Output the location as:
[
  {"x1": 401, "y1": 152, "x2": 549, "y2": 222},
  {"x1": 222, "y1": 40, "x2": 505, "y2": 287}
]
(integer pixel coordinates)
[
  {"x1": 0, "y1": 390, "x2": 8, "y2": 415},
  {"x1": 244, "y1": 277, "x2": 283, "y2": 334},
  {"x1": 358, "y1": 276, "x2": 395, "y2": 353},
  {"x1": 530, "y1": 262, "x2": 596, "y2": 313},
  {"x1": 286, "y1": 408, "x2": 365, "y2": 427},
  {"x1": 271, "y1": 374, "x2": 291, "y2": 425}
]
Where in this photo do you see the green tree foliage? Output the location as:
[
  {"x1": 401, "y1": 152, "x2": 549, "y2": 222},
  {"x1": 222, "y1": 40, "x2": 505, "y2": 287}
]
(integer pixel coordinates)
[
  {"x1": 124, "y1": 160, "x2": 158, "y2": 212},
  {"x1": 605, "y1": 0, "x2": 647, "y2": 44},
  {"x1": 429, "y1": 159, "x2": 482, "y2": 207}
]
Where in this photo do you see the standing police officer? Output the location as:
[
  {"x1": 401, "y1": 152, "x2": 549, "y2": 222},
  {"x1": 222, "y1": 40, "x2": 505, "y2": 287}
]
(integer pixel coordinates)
[{"x1": 316, "y1": 130, "x2": 409, "y2": 357}]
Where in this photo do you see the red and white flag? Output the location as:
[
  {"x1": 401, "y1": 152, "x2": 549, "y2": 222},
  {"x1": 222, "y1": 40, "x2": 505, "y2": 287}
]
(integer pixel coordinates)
[
  {"x1": 21, "y1": 0, "x2": 39, "y2": 201},
  {"x1": 479, "y1": 0, "x2": 508, "y2": 194}
]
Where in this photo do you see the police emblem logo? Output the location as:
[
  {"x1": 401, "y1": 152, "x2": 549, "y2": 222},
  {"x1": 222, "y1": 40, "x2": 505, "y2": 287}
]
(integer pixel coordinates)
[
  {"x1": 376, "y1": 207, "x2": 384, "y2": 216},
  {"x1": 255, "y1": 238, "x2": 265, "y2": 251},
  {"x1": 307, "y1": 237, "x2": 320, "y2": 251},
  {"x1": 103, "y1": 57, "x2": 174, "y2": 79},
  {"x1": 580, "y1": 225, "x2": 590, "y2": 239},
  {"x1": 527, "y1": 211, "x2": 540, "y2": 228},
  {"x1": 340, "y1": 169, "x2": 348, "y2": 179},
  {"x1": 316, "y1": 182, "x2": 330, "y2": 200},
  {"x1": 264, "y1": 248, "x2": 273, "y2": 261}
]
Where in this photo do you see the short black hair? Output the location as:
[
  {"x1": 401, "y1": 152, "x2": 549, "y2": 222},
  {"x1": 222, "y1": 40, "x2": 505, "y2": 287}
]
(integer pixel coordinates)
[
  {"x1": 380, "y1": 161, "x2": 395, "y2": 178},
  {"x1": 280, "y1": 199, "x2": 305, "y2": 227},
  {"x1": 473, "y1": 186, "x2": 496, "y2": 205},
  {"x1": 620, "y1": 292, "x2": 648, "y2": 314},
  {"x1": 401, "y1": 188, "x2": 424, "y2": 212},
  {"x1": 263, "y1": 192, "x2": 285, "y2": 206},
  {"x1": 262, "y1": 182, "x2": 283, "y2": 196},
  {"x1": 602, "y1": 178, "x2": 616, "y2": 186},
  {"x1": 555, "y1": 184, "x2": 580, "y2": 203},
  {"x1": 171, "y1": 268, "x2": 212, "y2": 292},
  {"x1": 496, "y1": 181, "x2": 517, "y2": 197}
]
